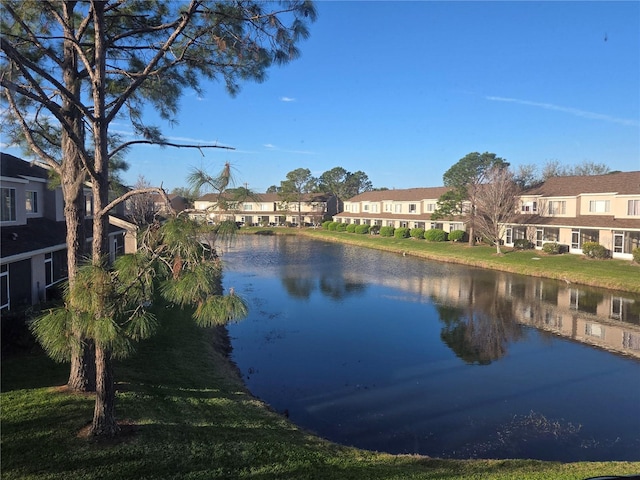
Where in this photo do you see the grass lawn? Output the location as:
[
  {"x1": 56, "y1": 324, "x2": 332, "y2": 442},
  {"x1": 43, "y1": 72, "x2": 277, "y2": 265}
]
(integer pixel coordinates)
[
  {"x1": 2, "y1": 229, "x2": 639, "y2": 479},
  {"x1": 242, "y1": 227, "x2": 640, "y2": 294}
]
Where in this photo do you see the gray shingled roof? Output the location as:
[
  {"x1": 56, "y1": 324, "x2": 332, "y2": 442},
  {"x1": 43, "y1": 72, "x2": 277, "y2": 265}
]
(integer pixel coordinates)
[
  {"x1": 523, "y1": 171, "x2": 640, "y2": 196},
  {"x1": 1, "y1": 152, "x2": 50, "y2": 180}
]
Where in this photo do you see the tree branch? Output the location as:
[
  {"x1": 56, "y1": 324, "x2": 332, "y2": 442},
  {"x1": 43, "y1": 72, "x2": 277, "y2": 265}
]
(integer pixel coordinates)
[
  {"x1": 108, "y1": 140, "x2": 235, "y2": 159},
  {"x1": 98, "y1": 186, "x2": 175, "y2": 218}
]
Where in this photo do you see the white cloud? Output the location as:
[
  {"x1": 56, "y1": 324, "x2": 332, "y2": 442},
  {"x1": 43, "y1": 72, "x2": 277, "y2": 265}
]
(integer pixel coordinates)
[
  {"x1": 280, "y1": 96, "x2": 296, "y2": 102},
  {"x1": 486, "y1": 96, "x2": 639, "y2": 127}
]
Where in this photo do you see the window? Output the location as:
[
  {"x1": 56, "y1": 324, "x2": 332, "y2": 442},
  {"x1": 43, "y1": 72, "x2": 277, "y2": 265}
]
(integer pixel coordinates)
[
  {"x1": 26, "y1": 191, "x2": 38, "y2": 214},
  {"x1": 384, "y1": 203, "x2": 392, "y2": 212},
  {"x1": 409, "y1": 203, "x2": 417, "y2": 213},
  {"x1": 544, "y1": 228, "x2": 559, "y2": 242},
  {"x1": 571, "y1": 230, "x2": 580, "y2": 250},
  {"x1": 0, "y1": 264, "x2": 8, "y2": 310},
  {"x1": 1, "y1": 188, "x2": 16, "y2": 222},
  {"x1": 85, "y1": 194, "x2": 93, "y2": 216},
  {"x1": 628, "y1": 199, "x2": 640, "y2": 216},
  {"x1": 371, "y1": 204, "x2": 379, "y2": 213},
  {"x1": 45, "y1": 253, "x2": 53, "y2": 287},
  {"x1": 548, "y1": 200, "x2": 566, "y2": 215},
  {"x1": 261, "y1": 203, "x2": 270, "y2": 211},
  {"x1": 521, "y1": 201, "x2": 537, "y2": 213},
  {"x1": 426, "y1": 203, "x2": 436, "y2": 212},
  {"x1": 243, "y1": 203, "x2": 253, "y2": 210},
  {"x1": 363, "y1": 204, "x2": 369, "y2": 211},
  {"x1": 589, "y1": 200, "x2": 610, "y2": 213},
  {"x1": 394, "y1": 204, "x2": 402, "y2": 213}
]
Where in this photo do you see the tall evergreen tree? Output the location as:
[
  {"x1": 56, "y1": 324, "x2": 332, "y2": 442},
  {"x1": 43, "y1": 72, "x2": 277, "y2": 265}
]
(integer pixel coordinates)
[{"x1": 2, "y1": 0, "x2": 316, "y2": 436}]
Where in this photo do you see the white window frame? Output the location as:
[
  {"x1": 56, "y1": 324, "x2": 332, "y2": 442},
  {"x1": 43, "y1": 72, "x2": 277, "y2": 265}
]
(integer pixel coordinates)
[
  {"x1": 548, "y1": 200, "x2": 566, "y2": 215},
  {"x1": 409, "y1": 203, "x2": 417, "y2": 213},
  {"x1": 0, "y1": 264, "x2": 9, "y2": 310},
  {"x1": 628, "y1": 199, "x2": 640, "y2": 216},
  {"x1": 45, "y1": 252, "x2": 54, "y2": 287},
  {"x1": 1, "y1": 187, "x2": 17, "y2": 222},
  {"x1": 589, "y1": 200, "x2": 610, "y2": 213},
  {"x1": 26, "y1": 190, "x2": 38, "y2": 214},
  {"x1": 394, "y1": 204, "x2": 402, "y2": 213}
]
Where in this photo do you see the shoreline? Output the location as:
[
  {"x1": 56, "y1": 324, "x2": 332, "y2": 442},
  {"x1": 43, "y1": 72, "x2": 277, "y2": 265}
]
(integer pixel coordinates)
[{"x1": 238, "y1": 227, "x2": 640, "y2": 294}]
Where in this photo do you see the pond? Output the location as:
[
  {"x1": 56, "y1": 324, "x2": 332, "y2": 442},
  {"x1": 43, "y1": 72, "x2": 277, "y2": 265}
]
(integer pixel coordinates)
[{"x1": 222, "y1": 235, "x2": 640, "y2": 461}]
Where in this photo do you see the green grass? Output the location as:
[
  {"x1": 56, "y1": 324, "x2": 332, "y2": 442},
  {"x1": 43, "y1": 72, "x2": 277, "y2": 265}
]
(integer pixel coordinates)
[
  {"x1": 3, "y1": 303, "x2": 640, "y2": 479},
  {"x1": 241, "y1": 227, "x2": 640, "y2": 293}
]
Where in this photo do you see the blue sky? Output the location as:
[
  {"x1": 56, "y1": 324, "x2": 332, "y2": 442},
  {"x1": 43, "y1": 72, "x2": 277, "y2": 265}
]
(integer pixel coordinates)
[{"x1": 14, "y1": 1, "x2": 640, "y2": 192}]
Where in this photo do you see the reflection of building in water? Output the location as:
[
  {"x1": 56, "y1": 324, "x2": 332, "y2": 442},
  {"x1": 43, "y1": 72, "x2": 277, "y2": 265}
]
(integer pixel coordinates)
[{"x1": 367, "y1": 270, "x2": 640, "y2": 359}]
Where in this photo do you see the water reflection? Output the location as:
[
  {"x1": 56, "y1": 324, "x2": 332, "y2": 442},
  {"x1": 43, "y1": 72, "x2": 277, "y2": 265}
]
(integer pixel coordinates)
[{"x1": 222, "y1": 235, "x2": 640, "y2": 460}]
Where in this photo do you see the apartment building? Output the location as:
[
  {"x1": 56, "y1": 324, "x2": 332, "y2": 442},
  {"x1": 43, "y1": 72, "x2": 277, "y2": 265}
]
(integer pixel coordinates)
[
  {"x1": 1, "y1": 153, "x2": 134, "y2": 310},
  {"x1": 194, "y1": 192, "x2": 337, "y2": 226},
  {"x1": 504, "y1": 171, "x2": 640, "y2": 260},
  {"x1": 334, "y1": 187, "x2": 467, "y2": 232}
]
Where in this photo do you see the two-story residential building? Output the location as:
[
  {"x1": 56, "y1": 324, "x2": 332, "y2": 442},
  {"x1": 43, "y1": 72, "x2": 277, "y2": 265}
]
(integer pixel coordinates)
[
  {"x1": 194, "y1": 192, "x2": 337, "y2": 227},
  {"x1": 503, "y1": 171, "x2": 640, "y2": 260},
  {"x1": 1, "y1": 153, "x2": 134, "y2": 311},
  {"x1": 334, "y1": 187, "x2": 467, "y2": 233}
]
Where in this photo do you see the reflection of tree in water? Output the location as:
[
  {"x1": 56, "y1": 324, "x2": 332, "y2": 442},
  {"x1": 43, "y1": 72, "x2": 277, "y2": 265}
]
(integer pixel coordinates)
[
  {"x1": 319, "y1": 275, "x2": 366, "y2": 301},
  {"x1": 436, "y1": 277, "x2": 524, "y2": 364},
  {"x1": 281, "y1": 275, "x2": 315, "y2": 299},
  {"x1": 277, "y1": 237, "x2": 368, "y2": 301}
]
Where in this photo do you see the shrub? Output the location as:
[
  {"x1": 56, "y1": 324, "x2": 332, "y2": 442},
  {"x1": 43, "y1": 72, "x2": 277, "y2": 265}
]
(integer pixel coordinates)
[
  {"x1": 354, "y1": 224, "x2": 370, "y2": 234},
  {"x1": 369, "y1": 225, "x2": 380, "y2": 235},
  {"x1": 322, "y1": 220, "x2": 332, "y2": 230},
  {"x1": 542, "y1": 242, "x2": 569, "y2": 255},
  {"x1": 394, "y1": 227, "x2": 410, "y2": 239},
  {"x1": 410, "y1": 228, "x2": 425, "y2": 239},
  {"x1": 633, "y1": 247, "x2": 640, "y2": 264},
  {"x1": 425, "y1": 228, "x2": 447, "y2": 242},
  {"x1": 513, "y1": 239, "x2": 534, "y2": 250},
  {"x1": 335, "y1": 222, "x2": 347, "y2": 232},
  {"x1": 346, "y1": 223, "x2": 357, "y2": 233},
  {"x1": 327, "y1": 221, "x2": 338, "y2": 231},
  {"x1": 380, "y1": 226, "x2": 395, "y2": 237},
  {"x1": 448, "y1": 229, "x2": 467, "y2": 242},
  {"x1": 542, "y1": 242, "x2": 561, "y2": 255},
  {"x1": 582, "y1": 241, "x2": 609, "y2": 259}
]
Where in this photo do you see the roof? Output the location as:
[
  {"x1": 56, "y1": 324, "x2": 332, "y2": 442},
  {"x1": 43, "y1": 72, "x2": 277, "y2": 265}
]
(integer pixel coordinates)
[
  {"x1": 523, "y1": 171, "x2": 640, "y2": 197},
  {"x1": 510, "y1": 214, "x2": 640, "y2": 230},
  {"x1": 1, "y1": 152, "x2": 50, "y2": 180},
  {"x1": 346, "y1": 187, "x2": 452, "y2": 202},
  {"x1": 197, "y1": 192, "x2": 332, "y2": 203},
  {"x1": 1, "y1": 217, "x2": 127, "y2": 260}
]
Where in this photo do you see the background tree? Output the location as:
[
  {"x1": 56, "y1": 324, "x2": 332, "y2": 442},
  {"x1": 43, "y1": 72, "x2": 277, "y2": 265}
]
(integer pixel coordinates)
[
  {"x1": 473, "y1": 166, "x2": 521, "y2": 254},
  {"x1": 344, "y1": 170, "x2": 373, "y2": 198},
  {"x1": 318, "y1": 167, "x2": 373, "y2": 211},
  {"x1": 434, "y1": 152, "x2": 508, "y2": 246},
  {"x1": 2, "y1": 0, "x2": 316, "y2": 436},
  {"x1": 127, "y1": 175, "x2": 156, "y2": 226},
  {"x1": 278, "y1": 168, "x2": 317, "y2": 227}
]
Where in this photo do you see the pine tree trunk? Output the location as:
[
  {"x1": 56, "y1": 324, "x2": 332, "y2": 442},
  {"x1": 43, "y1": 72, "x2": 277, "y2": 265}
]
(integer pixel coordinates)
[{"x1": 90, "y1": 344, "x2": 118, "y2": 436}]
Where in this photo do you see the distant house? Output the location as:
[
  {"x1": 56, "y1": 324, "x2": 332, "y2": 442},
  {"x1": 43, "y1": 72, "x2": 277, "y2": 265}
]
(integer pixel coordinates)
[
  {"x1": 194, "y1": 192, "x2": 337, "y2": 227},
  {"x1": 334, "y1": 187, "x2": 467, "y2": 233},
  {"x1": 503, "y1": 171, "x2": 640, "y2": 260},
  {"x1": 0, "y1": 153, "x2": 134, "y2": 311}
]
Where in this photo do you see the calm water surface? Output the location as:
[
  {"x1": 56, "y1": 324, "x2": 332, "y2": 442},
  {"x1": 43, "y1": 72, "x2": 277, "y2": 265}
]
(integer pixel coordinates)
[{"x1": 222, "y1": 235, "x2": 640, "y2": 461}]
